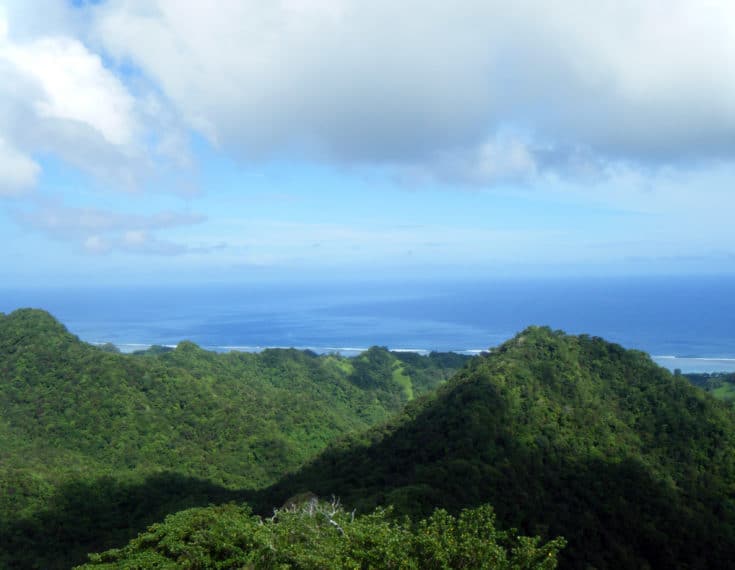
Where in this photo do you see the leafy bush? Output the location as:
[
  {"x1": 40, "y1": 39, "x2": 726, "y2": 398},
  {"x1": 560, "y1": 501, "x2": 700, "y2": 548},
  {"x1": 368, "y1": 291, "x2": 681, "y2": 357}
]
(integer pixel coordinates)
[{"x1": 78, "y1": 500, "x2": 564, "y2": 569}]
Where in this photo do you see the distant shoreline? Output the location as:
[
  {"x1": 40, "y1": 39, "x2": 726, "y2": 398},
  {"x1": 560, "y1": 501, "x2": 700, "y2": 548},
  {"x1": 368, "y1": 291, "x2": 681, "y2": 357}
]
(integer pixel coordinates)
[
  {"x1": 650, "y1": 356, "x2": 735, "y2": 374},
  {"x1": 91, "y1": 340, "x2": 488, "y2": 357},
  {"x1": 89, "y1": 341, "x2": 735, "y2": 373},
  {"x1": 4, "y1": 278, "x2": 735, "y2": 375}
]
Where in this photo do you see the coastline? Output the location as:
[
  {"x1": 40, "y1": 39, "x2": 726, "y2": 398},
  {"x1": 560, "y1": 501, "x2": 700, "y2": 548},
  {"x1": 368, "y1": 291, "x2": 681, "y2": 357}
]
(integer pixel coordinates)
[
  {"x1": 651, "y1": 355, "x2": 735, "y2": 374},
  {"x1": 92, "y1": 340, "x2": 487, "y2": 358},
  {"x1": 90, "y1": 341, "x2": 735, "y2": 373}
]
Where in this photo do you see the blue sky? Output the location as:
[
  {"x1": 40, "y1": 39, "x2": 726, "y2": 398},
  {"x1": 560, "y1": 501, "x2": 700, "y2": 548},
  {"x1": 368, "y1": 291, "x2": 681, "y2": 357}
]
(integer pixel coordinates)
[{"x1": 1, "y1": 0, "x2": 734, "y2": 286}]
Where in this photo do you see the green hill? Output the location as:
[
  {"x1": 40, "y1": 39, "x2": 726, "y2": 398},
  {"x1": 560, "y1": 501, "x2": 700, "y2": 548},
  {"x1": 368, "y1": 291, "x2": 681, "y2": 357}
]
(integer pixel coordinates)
[
  {"x1": 6, "y1": 310, "x2": 735, "y2": 569},
  {"x1": 260, "y1": 326, "x2": 735, "y2": 569},
  {"x1": 0, "y1": 309, "x2": 468, "y2": 569}
]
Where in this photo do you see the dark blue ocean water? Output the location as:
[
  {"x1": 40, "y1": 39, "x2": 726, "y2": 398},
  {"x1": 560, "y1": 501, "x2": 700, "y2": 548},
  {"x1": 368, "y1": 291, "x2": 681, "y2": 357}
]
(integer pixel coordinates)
[{"x1": 1, "y1": 276, "x2": 734, "y2": 372}]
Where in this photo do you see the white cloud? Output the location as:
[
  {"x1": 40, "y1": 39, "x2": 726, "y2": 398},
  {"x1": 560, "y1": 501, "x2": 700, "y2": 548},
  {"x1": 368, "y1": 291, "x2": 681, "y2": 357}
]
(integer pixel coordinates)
[
  {"x1": 411, "y1": 135, "x2": 539, "y2": 186},
  {"x1": 12, "y1": 200, "x2": 215, "y2": 255},
  {"x1": 14, "y1": 201, "x2": 205, "y2": 236},
  {"x1": 122, "y1": 229, "x2": 147, "y2": 246},
  {"x1": 2, "y1": 1, "x2": 734, "y2": 194},
  {"x1": 2, "y1": 33, "x2": 137, "y2": 145},
  {"x1": 0, "y1": 5, "x2": 193, "y2": 195},
  {"x1": 90, "y1": 0, "x2": 735, "y2": 181},
  {"x1": 0, "y1": 137, "x2": 39, "y2": 195},
  {"x1": 83, "y1": 234, "x2": 111, "y2": 254},
  {"x1": 0, "y1": 0, "x2": 79, "y2": 40}
]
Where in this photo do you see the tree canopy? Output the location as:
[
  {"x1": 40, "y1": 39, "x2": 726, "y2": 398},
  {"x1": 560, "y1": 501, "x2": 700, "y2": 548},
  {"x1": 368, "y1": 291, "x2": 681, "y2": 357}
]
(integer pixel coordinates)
[
  {"x1": 262, "y1": 326, "x2": 735, "y2": 569},
  {"x1": 0, "y1": 309, "x2": 467, "y2": 568},
  {"x1": 78, "y1": 500, "x2": 564, "y2": 569},
  {"x1": 3, "y1": 311, "x2": 734, "y2": 569}
]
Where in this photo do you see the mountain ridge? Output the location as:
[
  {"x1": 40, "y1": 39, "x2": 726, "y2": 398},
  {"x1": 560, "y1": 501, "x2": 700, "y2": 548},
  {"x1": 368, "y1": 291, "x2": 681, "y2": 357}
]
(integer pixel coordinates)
[
  {"x1": 257, "y1": 326, "x2": 735, "y2": 568},
  {"x1": 0, "y1": 308, "x2": 468, "y2": 568},
  {"x1": 3, "y1": 311, "x2": 735, "y2": 568}
]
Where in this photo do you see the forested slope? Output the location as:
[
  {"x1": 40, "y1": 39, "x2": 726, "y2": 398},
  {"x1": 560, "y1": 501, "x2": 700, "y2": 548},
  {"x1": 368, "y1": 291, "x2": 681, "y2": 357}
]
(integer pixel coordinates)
[
  {"x1": 0, "y1": 309, "x2": 467, "y2": 569},
  {"x1": 6, "y1": 309, "x2": 735, "y2": 569},
  {"x1": 261, "y1": 327, "x2": 735, "y2": 569}
]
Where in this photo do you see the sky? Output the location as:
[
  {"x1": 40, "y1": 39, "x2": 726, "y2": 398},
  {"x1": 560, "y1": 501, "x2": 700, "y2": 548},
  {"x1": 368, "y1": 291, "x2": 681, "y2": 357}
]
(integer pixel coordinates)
[{"x1": 1, "y1": 0, "x2": 735, "y2": 287}]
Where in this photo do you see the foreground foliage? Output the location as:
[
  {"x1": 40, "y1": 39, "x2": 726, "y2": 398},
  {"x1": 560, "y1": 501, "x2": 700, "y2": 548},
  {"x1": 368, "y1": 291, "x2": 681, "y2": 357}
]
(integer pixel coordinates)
[{"x1": 78, "y1": 500, "x2": 564, "y2": 569}]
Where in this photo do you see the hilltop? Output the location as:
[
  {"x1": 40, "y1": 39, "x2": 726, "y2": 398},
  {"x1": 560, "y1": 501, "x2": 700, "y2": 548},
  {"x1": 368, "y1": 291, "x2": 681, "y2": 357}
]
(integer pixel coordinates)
[
  {"x1": 0, "y1": 309, "x2": 468, "y2": 568},
  {"x1": 259, "y1": 326, "x2": 735, "y2": 568},
  {"x1": 4, "y1": 311, "x2": 735, "y2": 568}
]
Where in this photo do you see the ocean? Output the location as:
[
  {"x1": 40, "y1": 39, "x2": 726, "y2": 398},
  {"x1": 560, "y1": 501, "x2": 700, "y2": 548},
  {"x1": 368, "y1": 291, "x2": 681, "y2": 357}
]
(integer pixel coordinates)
[{"x1": 2, "y1": 275, "x2": 734, "y2": 373}]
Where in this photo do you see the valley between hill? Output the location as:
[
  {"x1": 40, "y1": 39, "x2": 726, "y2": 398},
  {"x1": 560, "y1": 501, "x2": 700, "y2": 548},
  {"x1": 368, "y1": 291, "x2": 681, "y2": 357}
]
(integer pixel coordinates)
[{"x1": 2, "y1": 309, "x2": 734, "y2": 569}]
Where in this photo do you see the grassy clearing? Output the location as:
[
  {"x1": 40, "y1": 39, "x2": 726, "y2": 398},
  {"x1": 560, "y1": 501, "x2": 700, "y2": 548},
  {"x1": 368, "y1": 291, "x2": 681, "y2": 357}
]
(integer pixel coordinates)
[
  {"x1": 712, "y1": 381, "x2": 735, "y2": 401},
  {"x1": 392, "y1": 362, "x2": 414, "y2": 400}
]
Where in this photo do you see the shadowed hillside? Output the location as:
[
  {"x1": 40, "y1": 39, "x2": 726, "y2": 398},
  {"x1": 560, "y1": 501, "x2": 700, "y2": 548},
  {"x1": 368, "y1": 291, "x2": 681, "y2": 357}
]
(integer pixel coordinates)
[
  {"x1": 1, "y1": 472, "x2": 249, "y2": 570},
  {"x1": 5, "y1": 310, "x2": 735, "y2": 568},
  {"x1": 259, "y1": 327, "x2": 735, "y2": 569},
  {"x1": 0, "y1": 309, "x2": 467, "y2": 569}
]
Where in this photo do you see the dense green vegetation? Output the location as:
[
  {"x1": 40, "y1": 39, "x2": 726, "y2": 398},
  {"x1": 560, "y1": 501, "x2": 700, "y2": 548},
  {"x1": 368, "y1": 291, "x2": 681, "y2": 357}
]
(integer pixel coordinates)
[
  {"x1": 4, "y1": 309, "x2": 735, "y2": 569},
  {"x1": 78, "y1": 500, "x2": 564, "y2": 569},
  {"x1": 685, "y1": 372, "x2": 735, "y2": 401},
  {"x1": 262, "y1": 327, "x2": 735, "y2": 569},
  {"x1": 0, "y1": 309, "x2": 467, "y2": 569}
]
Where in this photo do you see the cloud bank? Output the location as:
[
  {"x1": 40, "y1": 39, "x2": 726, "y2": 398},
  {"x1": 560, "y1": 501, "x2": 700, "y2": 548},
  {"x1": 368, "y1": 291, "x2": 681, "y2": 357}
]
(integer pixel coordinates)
[
  {"x1": 12, "y1": 200, "x2": 216, "y2": 255},
  {"x1": 1, "y1": 0, "x2": 734, "y2": 192},
  {"x1": 0, "y1": 2, "x2": 191, "y2": 195},
  {"x1": 90, "y1": 0, "x2": 735, "y2": 184}
]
